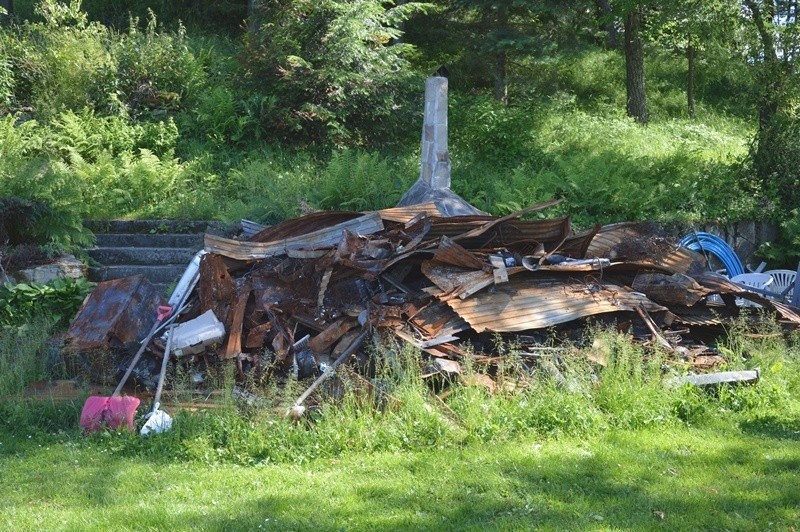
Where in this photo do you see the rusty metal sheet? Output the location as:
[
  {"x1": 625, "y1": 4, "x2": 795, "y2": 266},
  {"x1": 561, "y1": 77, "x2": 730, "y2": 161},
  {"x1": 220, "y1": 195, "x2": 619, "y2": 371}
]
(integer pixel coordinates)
[
  {"x1": 586, "y1": 222, "x2": 705, "y2": 274},
  {"x1": 248, "y1": 211, "x2": 362, "y2": 242},
  {"x1": 692, "y1": 272, "x2": 800, "y2": 324},
  {"x1": 443, "y1": 275, "x2": 667, "y2": 333},
  {"x1": 632, "y1": 272, "x2": 706, "y2": 306},
  {"x1": 585, "y1": 222, "x2": 666, "y2": 257},
  {"x1": 670, "y1": 310, "x2": 725, "y2": 327},
  {"x1": 407, "y1": 301, "x2": 470, "y2": 337},
  {"x1": 66, "y1": 275, "x2": 166, "y2": 351},
  {"x1": 433, "y1": 236, "x2": 488, "y2": 270},
  {"x1": 377, "y1": 202, "x2": 441, "y2": 223},
  {"x1": 416, "y1": 199, "x2": 561, "y2": 240},
  {"x1": 205, "y1": 213, "x2": 385, "y2": 260},
  {"x1": 558, "y1": 225, "x2": 601, "y2": 258},
  {"x1": 421, "y1": 261, "x2": 492, "y2": 293},
  {"x1": 425, "y1": 216, "x2": 571, "y2": 249}
]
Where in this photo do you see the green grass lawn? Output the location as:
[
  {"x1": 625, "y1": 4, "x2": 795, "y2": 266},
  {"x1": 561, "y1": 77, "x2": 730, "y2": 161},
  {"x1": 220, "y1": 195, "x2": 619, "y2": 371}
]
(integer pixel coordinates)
[{"x1": 2, "y1": 417, "x2": 798, "y2": 531}]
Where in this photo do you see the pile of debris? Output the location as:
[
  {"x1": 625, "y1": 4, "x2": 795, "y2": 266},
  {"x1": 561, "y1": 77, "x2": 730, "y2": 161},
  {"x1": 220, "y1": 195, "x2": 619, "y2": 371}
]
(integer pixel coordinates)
[{"x1": 64, "y1": 199, "x2": 800, "y2": 406}]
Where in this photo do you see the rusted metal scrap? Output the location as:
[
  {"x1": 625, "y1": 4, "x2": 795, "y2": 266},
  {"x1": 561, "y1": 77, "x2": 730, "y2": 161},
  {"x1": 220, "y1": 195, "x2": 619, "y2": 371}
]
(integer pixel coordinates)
[
  {"x1": 67, "y1": 202, "x2": 800, "y2": 403},
  {"x1": 66, "y1": 275, "x2": 166, "y2": 352}
]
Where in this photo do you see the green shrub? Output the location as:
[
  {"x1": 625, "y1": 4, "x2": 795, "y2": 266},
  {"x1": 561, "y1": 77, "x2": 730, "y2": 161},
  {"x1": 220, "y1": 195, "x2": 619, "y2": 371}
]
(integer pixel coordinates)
[
  {"x1": 45, "y1": 109, "x2": 179, "y2": 162},
  {"x1": 111, "y1": 12, "x2": 207, "y2": 118},
  {"x1": 16, "y1": 1, "x2": 115, "y2": 117},
  {"x1": 0, "y1": 277, "x2": 94, "y2": 329},
  {"x1": 242, "y1": 0, "x2": 424, "y2": 147},
  {"x1": 312, "y1": 149, "x2": 415, "y2": 212}
]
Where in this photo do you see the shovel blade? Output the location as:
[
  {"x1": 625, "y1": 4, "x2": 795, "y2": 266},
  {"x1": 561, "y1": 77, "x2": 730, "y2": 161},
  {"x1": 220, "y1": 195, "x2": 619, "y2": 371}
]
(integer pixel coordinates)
[
  {"x1": 80, "y1": 395, "x2": 140, "y2": 433},
  {"x1": 140, "y1": 409, "x2": 172, "y2": 436}
]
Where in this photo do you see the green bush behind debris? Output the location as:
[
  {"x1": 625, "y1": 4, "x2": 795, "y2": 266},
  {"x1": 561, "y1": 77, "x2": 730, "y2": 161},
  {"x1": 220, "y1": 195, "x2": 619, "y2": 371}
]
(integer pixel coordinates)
[{"x1": 0, "y1": 277, "x2": 94, "y2": 330}]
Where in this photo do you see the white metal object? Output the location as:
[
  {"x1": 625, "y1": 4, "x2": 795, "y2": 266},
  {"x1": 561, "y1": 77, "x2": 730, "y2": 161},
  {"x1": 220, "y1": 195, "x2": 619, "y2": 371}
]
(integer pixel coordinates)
[{"x1": 170, "y1": 310, "x2": 226, "y2": 357}]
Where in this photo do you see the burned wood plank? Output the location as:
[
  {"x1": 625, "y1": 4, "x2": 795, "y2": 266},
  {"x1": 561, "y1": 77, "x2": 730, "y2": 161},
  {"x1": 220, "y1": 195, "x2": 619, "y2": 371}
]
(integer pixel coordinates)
[
  {"x1": 222, "y1": 284, "x2": 252, "y2": 360},
  {"x1": 199, "y1": 253, "x2": 237, "y2": 321},
  {"x1": 244, "y1": 322, "x2": 272, "y2": 349},
  {"x1": 309, "y1": 317, "x2": 358, "y2": 355},
  {"x1": 421, "y1": 260, "x2": 492, "y2": 294},
  {"x1": 635, "y1": 305, "x2": 674, "y2": 351}
]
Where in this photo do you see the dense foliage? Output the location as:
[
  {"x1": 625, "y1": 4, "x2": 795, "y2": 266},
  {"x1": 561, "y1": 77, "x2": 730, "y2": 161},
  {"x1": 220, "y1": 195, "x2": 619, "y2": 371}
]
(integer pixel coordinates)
[
  {"x1": 0, "y1": 0, "x2": 798, "y2": 262},
  {"x1": 0, "y1": 277, "x2": 93, "y2": 329}
]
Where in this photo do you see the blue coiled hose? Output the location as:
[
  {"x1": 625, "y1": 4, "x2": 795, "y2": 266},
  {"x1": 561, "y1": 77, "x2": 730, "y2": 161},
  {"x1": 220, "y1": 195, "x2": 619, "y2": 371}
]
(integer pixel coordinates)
[{"x1": 679, "y1": 232, "x2": 745, "y2": 277}]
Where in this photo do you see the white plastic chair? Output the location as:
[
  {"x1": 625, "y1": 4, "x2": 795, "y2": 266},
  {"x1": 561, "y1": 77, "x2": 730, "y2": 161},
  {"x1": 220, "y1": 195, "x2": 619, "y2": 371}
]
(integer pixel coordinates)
[
  {"x1": 763, "y1": 269, "x2": 796, "y2": 302},
  {"x1": 730, "y1": 273, "x2": 773, "y2": 307}
]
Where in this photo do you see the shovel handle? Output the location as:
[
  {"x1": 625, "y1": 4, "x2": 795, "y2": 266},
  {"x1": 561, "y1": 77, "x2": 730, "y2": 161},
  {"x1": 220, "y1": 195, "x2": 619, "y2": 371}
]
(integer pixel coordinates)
[
  {"x1": 112, "y1": 308, "x2": 171, "y2": 397},
  {"x1": 292, "y1": 328, "x2": 369, "y2": 408},
  {"x1": 152, "y1": 324, "x2": 175, "y2": 410}
]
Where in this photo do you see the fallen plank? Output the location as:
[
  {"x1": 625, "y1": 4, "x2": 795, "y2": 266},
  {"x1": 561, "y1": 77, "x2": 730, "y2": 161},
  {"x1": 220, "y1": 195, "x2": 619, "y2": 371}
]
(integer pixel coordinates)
[{"x1": 667, "y1": 369, "x2": 760, "y2": 388}]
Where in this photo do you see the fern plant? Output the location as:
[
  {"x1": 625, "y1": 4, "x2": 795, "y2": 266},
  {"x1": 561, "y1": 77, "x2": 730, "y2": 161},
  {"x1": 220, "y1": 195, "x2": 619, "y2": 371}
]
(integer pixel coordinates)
[{"x1": 313, "y1": 149, "x2": 414, "y2": 211}]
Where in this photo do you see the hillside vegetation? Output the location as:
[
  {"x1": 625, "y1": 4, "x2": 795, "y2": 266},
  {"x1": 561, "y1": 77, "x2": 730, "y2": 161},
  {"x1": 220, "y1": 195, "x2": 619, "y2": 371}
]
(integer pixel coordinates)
[{"x1": 0, "y1": 0, "x2": 798, "y2": 263}]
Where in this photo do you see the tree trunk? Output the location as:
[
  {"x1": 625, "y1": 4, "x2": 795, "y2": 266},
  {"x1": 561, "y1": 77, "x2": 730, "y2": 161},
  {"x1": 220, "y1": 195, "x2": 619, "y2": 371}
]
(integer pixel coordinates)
[
  {"x1": 745, "y1": 0, "x2": 780, "y2": 132},
  {"x1": 744, "y1": 0, "x2": 782, "y2": 181},
  {"x1": 493, "y1": 4, "x2": 509, "y2": 105},
  {"x1": 624, "y1": 6, "x2": 648, "y2": 123},
  {"x1": 594, "y1": 0, "x2": 618, "y2": 49},
  {"x1": 687, "y1": 39, "x2": 695, "y2": 119},
  {"x1": 493, "y1": 50, "x2": 508, "y2": 104},
  {"x1": 247, "y1": 0, "x2": 262, "y2": 33}
]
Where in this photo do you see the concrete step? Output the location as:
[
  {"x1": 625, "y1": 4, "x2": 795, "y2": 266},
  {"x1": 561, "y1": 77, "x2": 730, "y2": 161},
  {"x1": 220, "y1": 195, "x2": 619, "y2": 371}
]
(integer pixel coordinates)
[
  {"x1": 94, "y1": 233, "x2": 204, "y2": 248},
  {"x1": 84, "y1": 219, "x2": 235, "y2": 235},
  {"x1": 87, "y1": 247, "x2": 198, "y2": 266},
  {"x1": 88, "y1": 265, "x2": 187, "y2": 285}
]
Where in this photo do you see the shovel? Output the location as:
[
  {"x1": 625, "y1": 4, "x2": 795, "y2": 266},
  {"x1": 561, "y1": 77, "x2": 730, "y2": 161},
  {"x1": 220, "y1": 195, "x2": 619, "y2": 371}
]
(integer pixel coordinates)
[
  {"x1": 79, "y1": 305, "x2": 172, "y2": 433},
  {"x1": 141, "y1": 324, "x2": 175, "y2": 436}
]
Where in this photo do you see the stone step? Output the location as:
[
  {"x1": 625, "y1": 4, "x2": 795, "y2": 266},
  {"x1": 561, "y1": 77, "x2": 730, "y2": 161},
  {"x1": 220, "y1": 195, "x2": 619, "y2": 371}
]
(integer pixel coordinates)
[
  {"x1": 94, "y1": 233, "x2": 204, "y2": 248},
  {"x1": 84, "y1": 219, "x2": 236, "y2": 235},
  {"x1": 87, "y1": 247, "x2": 198, "y2": 266},
  {"x1": 88, "y1": 265, "x2": 188, "y2": 285}
]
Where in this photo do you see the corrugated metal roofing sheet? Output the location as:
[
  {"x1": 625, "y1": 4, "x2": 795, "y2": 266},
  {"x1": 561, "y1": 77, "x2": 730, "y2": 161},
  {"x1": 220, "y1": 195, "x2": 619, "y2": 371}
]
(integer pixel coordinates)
[
  {"x1": 426, "y1": 216, "x2": 572, "y2": 249},
  {"x1": 249, "y1": 211, "x2": 362, "y2": 243},
  {"x1": 444, "y1": 274, "x2": 666, "y2": 332},
  {"x1": 586, "y1": 222, "x2": 705, "y2": 274},
  {"x1": 205, "y1": 213, "x2": 384, "y2": 260},
  {"x1": 376, "y1": 202, "x2": 441, "y2": 223},
  {"x1": 433, "y1": 236, "x2": 488, "y2": 270}
]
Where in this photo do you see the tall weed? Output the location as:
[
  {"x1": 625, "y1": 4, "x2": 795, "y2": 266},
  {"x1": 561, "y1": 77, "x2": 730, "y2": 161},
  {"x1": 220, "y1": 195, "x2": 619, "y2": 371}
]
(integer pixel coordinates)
[{"x1": 0, "y1": 315, "x2": 56, "y2": 396}]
